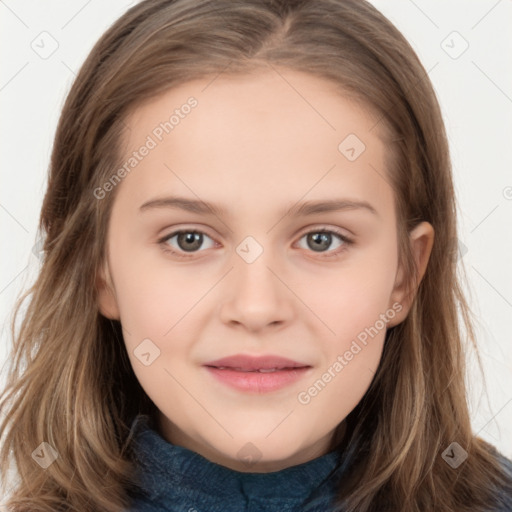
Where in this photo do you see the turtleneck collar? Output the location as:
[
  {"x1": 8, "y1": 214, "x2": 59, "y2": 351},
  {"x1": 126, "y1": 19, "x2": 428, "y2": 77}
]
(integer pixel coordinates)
[{"x1": 126, "y1": 413, "x2": 350, "y2": 512}]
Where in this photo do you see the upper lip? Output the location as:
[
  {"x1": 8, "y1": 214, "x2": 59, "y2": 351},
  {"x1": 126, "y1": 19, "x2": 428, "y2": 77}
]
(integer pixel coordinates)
[{"x1": 204, "y1": 354, "x2": 311, "y2": 371}]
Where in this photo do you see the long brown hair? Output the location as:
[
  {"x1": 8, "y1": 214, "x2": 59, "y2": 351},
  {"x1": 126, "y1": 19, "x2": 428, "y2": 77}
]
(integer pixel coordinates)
[{"x1": 1, "y1": 0, "x2": 511, "y2": 510}]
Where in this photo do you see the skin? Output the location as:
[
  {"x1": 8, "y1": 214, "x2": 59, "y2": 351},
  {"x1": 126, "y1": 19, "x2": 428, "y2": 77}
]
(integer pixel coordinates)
[{"x1": 97, "y1": 67, "x2": 434, "y2": 472}]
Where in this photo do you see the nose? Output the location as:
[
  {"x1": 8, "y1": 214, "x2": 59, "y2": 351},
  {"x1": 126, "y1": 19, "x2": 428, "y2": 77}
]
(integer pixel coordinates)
[{"x1": 218, "y1": 244, "x2": 295, "y2": 333}]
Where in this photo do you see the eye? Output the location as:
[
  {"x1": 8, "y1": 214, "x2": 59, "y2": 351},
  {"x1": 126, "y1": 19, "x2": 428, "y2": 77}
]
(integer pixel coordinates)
[
  {"x1": 296, "y1": 228, "x2": 353, "y2": 258},
  {"x1": 158, "y1": 227, "x2": 354, "y2": 259},
  {"x1": 158, "y1": 230, "x2": 216, "y2": 258}
]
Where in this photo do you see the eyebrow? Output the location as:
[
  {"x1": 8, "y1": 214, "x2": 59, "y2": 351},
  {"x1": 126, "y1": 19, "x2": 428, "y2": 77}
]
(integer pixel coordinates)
[{"x1": 139, "y1": 196, "x2": 379, "y2": 218}]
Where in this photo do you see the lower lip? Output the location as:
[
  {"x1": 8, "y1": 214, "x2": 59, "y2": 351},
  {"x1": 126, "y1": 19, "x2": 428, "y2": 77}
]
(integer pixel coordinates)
[{"x1": 204, "y1": 366, "x2": 312, "y2": 393}]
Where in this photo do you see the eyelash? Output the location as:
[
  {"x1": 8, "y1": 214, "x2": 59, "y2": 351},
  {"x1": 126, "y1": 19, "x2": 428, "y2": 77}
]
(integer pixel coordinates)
[{"x1": 157, "y1": 227, "x2": 354, "y2": 260}]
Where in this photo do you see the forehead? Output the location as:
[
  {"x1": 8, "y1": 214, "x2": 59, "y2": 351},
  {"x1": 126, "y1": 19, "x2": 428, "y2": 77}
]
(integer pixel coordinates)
[{"x1": 115, "y1": 68, "x2": 394, "y2": 220}]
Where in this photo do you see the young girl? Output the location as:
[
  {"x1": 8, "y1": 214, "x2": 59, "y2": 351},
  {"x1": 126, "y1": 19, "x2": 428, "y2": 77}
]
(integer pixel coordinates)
[{"x1": 1, "y1": 0, "x2": 511, "y2": 511}]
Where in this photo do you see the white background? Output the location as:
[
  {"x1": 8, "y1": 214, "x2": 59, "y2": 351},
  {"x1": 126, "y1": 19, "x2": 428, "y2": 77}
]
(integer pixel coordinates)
[{"x1": 1, "y1": 0, "x2": 511, "y2": 476}]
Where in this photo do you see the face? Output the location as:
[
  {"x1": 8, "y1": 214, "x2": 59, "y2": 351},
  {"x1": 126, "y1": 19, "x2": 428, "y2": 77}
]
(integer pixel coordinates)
[{"x1": 97, "y1": 68, "x2": 434, "y2": 472}]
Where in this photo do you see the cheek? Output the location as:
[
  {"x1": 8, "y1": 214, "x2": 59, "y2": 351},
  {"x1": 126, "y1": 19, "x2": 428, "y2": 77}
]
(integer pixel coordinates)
[
  {"x1": 299, "y1": 286, "x2": 388, "y2": 415},
  {"x1": 296, "y1": 322, "x2": 385, "y2": 422},
  {"x1": 322, "y1": 343, "x2": 383, "y2": 412},
  {"x1": 305, "y1": 255, "x2": 397, "y2": 335},
  {"x1": 108, "y1": 245, "x2": 187, "y2": 343},
  {"x1": 299, "y1": 242, "x2": 396, "y2": 384}
]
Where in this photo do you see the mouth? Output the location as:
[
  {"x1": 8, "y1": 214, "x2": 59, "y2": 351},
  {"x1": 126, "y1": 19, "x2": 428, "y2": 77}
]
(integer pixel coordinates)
[
  {"x1": 203, "y1": 360, "x2": 312, "y2": 393},
  {"x1": 203, "y1": 354, "x2": 310, "y2": 371},
  {"x1": 206, "y1": 366, "x2": 309, "y2": 372},
  {"x1": 202, "y1": 354, "x2": 312, "y2": 393}
]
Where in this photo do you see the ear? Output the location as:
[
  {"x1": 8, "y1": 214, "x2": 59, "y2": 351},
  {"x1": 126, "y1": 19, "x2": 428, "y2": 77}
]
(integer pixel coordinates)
[
  {"x1": 387, "y1": 221, "x2": 434, "y2": 327},
  {"x1": 96, "y1": 260, "x2": 120, "y2": 320}
]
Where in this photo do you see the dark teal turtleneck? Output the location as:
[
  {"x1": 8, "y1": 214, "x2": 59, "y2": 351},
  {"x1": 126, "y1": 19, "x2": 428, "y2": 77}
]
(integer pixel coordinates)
[
  {"x1": 124, "y1": 414, "x2": 512, "y2": 512},
  {"x1": 124, "y1": 414, "x2": 347, "y2": 512}
]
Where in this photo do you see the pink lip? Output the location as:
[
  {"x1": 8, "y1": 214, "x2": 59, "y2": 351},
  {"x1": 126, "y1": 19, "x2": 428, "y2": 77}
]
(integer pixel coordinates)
[
  {"x1": 204, "y1": 366, "x2": 312, "y2": 393},
  {"x1": 203, "y1": 354, "x2": 312, "y2": 393}
]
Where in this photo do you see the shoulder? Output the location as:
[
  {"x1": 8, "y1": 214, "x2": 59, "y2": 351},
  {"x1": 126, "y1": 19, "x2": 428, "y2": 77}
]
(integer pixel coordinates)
[
  {"x1": 497, "y1": 452, "x2": 512, "y2": 473},
  {"x1": 486, "y1": 450, "x2": 512, "y2": 511}
]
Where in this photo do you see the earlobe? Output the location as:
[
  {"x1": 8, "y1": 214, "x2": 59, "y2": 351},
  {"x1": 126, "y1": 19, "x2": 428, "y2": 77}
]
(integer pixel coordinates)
[
  {"x1": 96, "y1": 261, "x2": 120, "y2": 320},
  {"x1": 388, "y1": 222, "x2": 435, "y2": 327}
]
